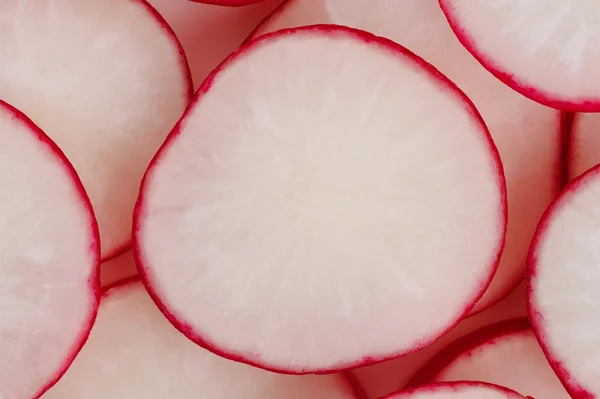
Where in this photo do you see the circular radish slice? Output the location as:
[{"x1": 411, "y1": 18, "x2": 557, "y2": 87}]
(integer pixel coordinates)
[
  {"x1": 409, "y1": 319, "x2": 570, "y2": 398},
  {"x1": 250, "y1": 0, "x2": 562, "y2": 315},
  {"x1": 135, "y1": 25, "x2": 506, "y2": 372},
  {"x1": 529, "y1": 165, "x2": 600, "y2": 399},
  {"x1": 439, "y1": 1, "x2": 600, "y2": 112},
  {"x1": 0, "y1": 0, "x2": 192, "y2": 260},
  {"x1": 383, "y1": 382, "x2": 525, "y2": 399},
  {"x1": 0, "y1": 101, "x2": 99, "y2": 398},
  {"x1": 42, "y1": 280, "x2": 358, "y2": 399},
  {"x1": 567, "y1": 113, "x2": 600, "y2": 181}
]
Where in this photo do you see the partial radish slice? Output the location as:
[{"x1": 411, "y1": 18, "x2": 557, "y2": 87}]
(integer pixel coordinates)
[
  {"x1": 408, "y1": 319, "x2": 570, "y2": 398},
  {"x1": 0, "y1": 0, "x2": 192, "y2": 260},
  {"x1": 100, "y1": 250, "x2": 138, "y2": 287},
  {"x1": 528, "y1": 164, "x2": 600, "y2": 399},
  {"x1": 135, "y1": 25, "x2": 506, "y2": 373},
  {"x1": 250, "y1": 0, "x2": 562, "y2": 314},
  {"x1": 42, "y1": 280, "x2": 358, "y2": 399},
  {"x1": 383, "y1": 382, "x2": 525, "y2": 399},
  {"x1": 567, "y1": 113, "x2": 600, "y2": 181},
  {"x1": 190, "y1": 0, "x2": 267, "y2": 6},
  {"x1": 439, "y1": 1, "x2": 600, "y2": 112},
  {"x1": 0, "y1": 101, "x2": 99, "y2": 399}
]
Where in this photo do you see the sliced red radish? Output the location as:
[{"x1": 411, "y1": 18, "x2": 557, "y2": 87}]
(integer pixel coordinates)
[
  {"x1": 0, "y1": 101, "x2": 99, "y2": 399},
  {"x1": 100, "y1": 250, "x2": 138, "y2": 287},
  {"x1": 190, "y1": 0, "x2": 267, "y2": 6},
  {"x1": 528, "y1": 164, "x2": 600, "y2": 399},
  {"x1": 134, "y1": 25, "x2": 506, "y2": 373},
  {"x1": 408, "y1": 319, "x2": 570, "y2": 398},
  {"x1": 567, "y1": 113, "x2": 600, "y2": 181},
  {"x1": 250, "y1": 0, "x2": 562, "y2": 314},
  {"x1": 42, "y1": 279, "x2": 359, "y2": 398},
  {"x1": 383, "y1": 382, "x2": 525, "y2": 399},
  {"x1": 439, "y1": 1, "x2": 600, "y2": 112},
  {"x1": 0, "y1": 0, "x2": 192, "y2": 260}
]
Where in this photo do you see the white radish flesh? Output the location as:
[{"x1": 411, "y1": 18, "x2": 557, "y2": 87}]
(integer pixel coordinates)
[
  {"x1": 250, "y1": 0, "x2": 562, "y2": 314},
  {"x1": 567, "y1": 113, "x2": 600, "y2": 181},
  {"x1": 0, "y1": 0, "x2": 192, "y2": 259},
  {"x1": 135, "y1": 25, "x2": 506, "y2": 373},
  {"x1": 41, "y1": 280, "x2": 359, "y2": 399},
  {"x1": 0, "y1": 101, "x2": 99, "y2": 399},
  {"x1": 383, "y1": 382, "x2": 525, "y2": 399}
]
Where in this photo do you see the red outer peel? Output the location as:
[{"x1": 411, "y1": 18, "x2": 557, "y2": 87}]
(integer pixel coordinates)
[{"x1": 381, "y1": 381, "x2": 526, "y2": 399}]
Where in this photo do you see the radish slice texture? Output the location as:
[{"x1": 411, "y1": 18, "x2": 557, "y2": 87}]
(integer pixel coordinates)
[
  {"x1": 41, "y1": 280, "x2": 358, "y2": 399},
  {"x1": 0, "y1": 0, "x2": 192, "y2": 259},
  {"x1": 250, "y1": 0, "x2": 562, "y2": 314},
  {"x1": 409, "y1": 319, "x2": 570, "y2": 398},
  {"x1": 528, "y1": 164, "x2": 600, "y2": 398},
  {"x1": 439, "y1": 1, "x2": 600, "y2": 111},
  {"x1": 0, "y1": 101, "x2": 99, "y2": 399},
  {"x1": 135, "y1": 25, "x2": 506, "y2": 372},
  {"x1": 567, "y1": 113, "x2": 600, "y2": 181},
  {"x1": 383, "y1": 382, "x2": 525, "y2": 399}
]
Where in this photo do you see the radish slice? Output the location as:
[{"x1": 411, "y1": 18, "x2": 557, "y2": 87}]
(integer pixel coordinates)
[
  {"x1": 190, "y1": 0, "x2": 267, "y2": 6},
  {"x1": 0, "y1": 101, "x2": 99, "y2": 399},
  {"x1": 249, "y1": 0, "x2": 562, "y2": 314},
  {"x1": 42, "y1": 280, "x2": 358, "y2": 399},
  {"x1": 383, "y1": 382, "x2": 525, "y2": 399},
  {"x1": 409, "y1": 319, "x2": 570, "y2": 398},
  {"x1": 135, "y1": 25, "x2": 506, "y2": 373},
  {"x1": 100, "y1": 250, "x2": 138, "y2": 287},
  {"x1": 567, "y1": 113, "x2": 600, "y2": 181},
  {"x1": 0, "y1": 0, "x2": 192, "y2": 259},
  {"x1": 529, "y1": 164, "x2": 600, "y2": 398},
  {"x1": 439, "y1": 1, "x2": 600, "y2": 112}
]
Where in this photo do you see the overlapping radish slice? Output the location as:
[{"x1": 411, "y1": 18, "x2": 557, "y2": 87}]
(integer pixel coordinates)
[
  {"x1": 409, "y1": 319, "x2": 569, "y2": 398},
  {"x1": 135, "y1": 25, "x2": 506, "y2": 372},
  {"x1": 100, "y1": 250, "x2": 138, "y2": 287},
  {"x1": 190, "y1": 0, "x2": 267, "y2": 6},
  {"x1": 0, "y1": 101, "x2": 99, "y2": 399},
  {"x1": 250, "y1": 0, "x2": 562, "y2": 314},
  {"x1": 439, "y1": 1, "x2": 600, "y2": 111},
  {"x1": 383, "y1": 382, "x2": 525, "y2": 399},
  {"x1": 567, "y1": 113, "x2": 600, "y2": 181},
  {"x1": 42, "y1": 279, "x2": 358, "y2": 399},
  {"x1": 528, "y1": 164, "x2": 600, "y2": 399},
  {"x1": 0, "y1": 0, "x2": 192, "y2": 259}
]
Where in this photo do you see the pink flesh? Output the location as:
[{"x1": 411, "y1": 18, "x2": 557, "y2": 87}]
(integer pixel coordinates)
[
  {"x1": 0, "y1": 0, "x2": 192, "y2": 259},
  {"x1": 100, "y1": 250, "x2": 138, "y2": 288},
  {"x1": 250, "y1": 0, "x2": 562, "y2": 315},
  {"x1": 439, "y1": 1, "x2": 600, "y2": 111},
  {"x1": 0, "y1": 101, "x2": 99, "y2": 399},
  {"x1": 189, "y1": 0, "x2": 268, "y2": 6},
  {"x1": 529, "y1": 165, "x2": 600, "y2": 398},
  {"x1": 567, "y1": 113, "x2": 600, "y2": 181},
  {"x1": 383, "y1": 382, "x2": 525, "y2": 399},
  {"x1": 351, "y1": 282, "x2": 527, "y2": 399},
  {"x1": 410, "y1": 319, "x2": 569, "y2": 398},
  {"x1": 135, "y1": 25, "x2": 506, "y2": 372},
  {"x1": 147, "y1": 0, "x2": 284, "y2": 90},
  {"x1": 42, "y1": 280, "x2": 358, "y2": 399}
]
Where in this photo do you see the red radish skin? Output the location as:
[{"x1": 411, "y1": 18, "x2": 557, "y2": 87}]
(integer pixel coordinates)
[
  {"x1": 135, "y1": 25, "x2": 506, "y2": 373},
  {"x1": 408, "y1": 319, "x2": 570, "y2": 398},
  {"x1": 42, "y1": 279, "x2": 360, "y2": 399},
  {"x1": 248, "y1": 0, "x2": 562, "y2": 315},
  {"x1": 0, "y1": 0, "x2": 192, "y2": 260},
  {"x1": 0, "y1": 100, "x2": 100, "y2": 399},
  {"x1": 190, "y1": 0, "x2": 267, "y2": 6},
  {"x1": 439, "y1": 1, "x2": 600, "y2": 112},
  {"x1": 566, "y1": 113, "x2": 600, "y2": 181},
  {"x1": 382, "y1": 381, "x2": 526, "y2": 399},
  {"x1": 528, "y1": 164, "x2": 600, "y2": 399}
]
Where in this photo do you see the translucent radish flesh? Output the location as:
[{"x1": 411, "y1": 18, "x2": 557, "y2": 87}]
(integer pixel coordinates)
[
  {"x1": 250, "y1": 0, "x2": 562, "y2": 314},
  {"x1": 135, "y1": 26, "x2": 506, "y2": 372},
  {"x1": 42, "y1": 280, "x2": 358, "y2": 399},
  {"x1": 529, "y1": 165, "x2": 600, "y2": 399},
  {"x1": 439, "y1": 1, "x2": 600, "y2": 111},
  {"x1": 0, "y1": 101, "x2": 99, "y2": 399},
  {"x1": 567, "y1": 113, "x2": 600, "y2": 181},
  {"x1": 383, "y1": 382, "x2": 525, "y2": 399},
  {"x1": 0, "y1": 0, "x2": 192, "y2": 259}
]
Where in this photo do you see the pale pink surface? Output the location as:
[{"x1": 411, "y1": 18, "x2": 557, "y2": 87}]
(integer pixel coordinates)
[{"x1": 567, "y1": 113, "x2": 600, "y2": 181}]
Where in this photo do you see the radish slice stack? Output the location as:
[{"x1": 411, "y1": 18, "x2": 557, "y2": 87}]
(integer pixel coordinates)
[
  {"x1": 529, "y1": 164, "x2": 600, "y2": 398},
  {"x1": 134, "y1": 25, "x2": 506, "y2": 373},
  {"x1": 383, "y1": 382, "x2": 525, "y2": 399},
  {"x1": 249, "y1": 0, "x2": 562, "y2": 314},
  {"x1": 0, "y1": 0, "x2": 192, "y2": 259},
  {"x1": 0, "y1": 101, "x2": 99, "y2": 399},
  {"x1": 567, "y1": 113, "x2": 600, "y2": 181},
  {"x1": 42, "y1": 279, "x2": 359, "y2": 399}
]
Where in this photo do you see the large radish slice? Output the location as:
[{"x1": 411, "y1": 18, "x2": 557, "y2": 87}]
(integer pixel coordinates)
[
  {"x1": 408, "y1": 319, "x2": 570, "y2": 398},
  {"x1": 250, "y1": 0, "x2": 562, "y2": 314},
  {"x1": 383, "y1": 382, "x2": 525, "y2": 399},
  {"x1": 42, "y1": 279, "x2": 359, "y2": 399},
  {"x1": 567, "y1": 113, "x2": 600, "y2": 181},
  {"x1": 439, "y1": 1, "x2": 600, "y2": 112},
  {"x1": 135, "y1": 25, "x2": 506, "y2": 373},
  {"x1": 528, "y1": 164, "x2": 600, "y2": 399},
  {"x1": 0, "y1": 0, "x2": 192, "y2": 260},
  {"x1": 0, "y1": 101, "x2": 99, "y2": 399}
]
